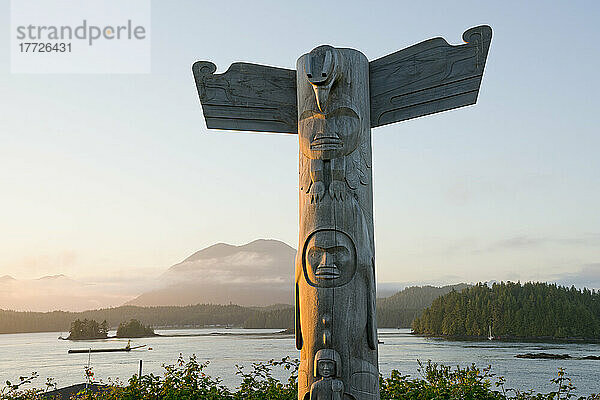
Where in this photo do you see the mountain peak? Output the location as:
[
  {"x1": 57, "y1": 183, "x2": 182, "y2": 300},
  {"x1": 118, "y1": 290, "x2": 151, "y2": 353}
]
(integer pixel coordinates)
[
  {"x1": 240, "y1": 239, "x2": 295, "y2": 252},
  {"x1": 182, "y1": 242, "x2": 236, "y2": 262},
  {"x1": 131, "y1": 238, "x2": 297, "y2": 307},
  {"x1": 182, "y1": 239, "x2": 294, "y2": 263},
  {"x1": 0, "y1": 275, "x2": 16, "y2": 282}
]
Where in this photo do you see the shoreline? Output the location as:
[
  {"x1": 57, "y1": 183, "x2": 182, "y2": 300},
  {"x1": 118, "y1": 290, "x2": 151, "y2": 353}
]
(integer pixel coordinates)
[
  {"x1": 411, "y1": 332, "x2": 600, "y2": 344},
  {"x1": 59, "y1": 329, "x2": 292, "y2": 341},
  {"x1": 7, "y1": 328, "x2": 600, "y2": 345}
]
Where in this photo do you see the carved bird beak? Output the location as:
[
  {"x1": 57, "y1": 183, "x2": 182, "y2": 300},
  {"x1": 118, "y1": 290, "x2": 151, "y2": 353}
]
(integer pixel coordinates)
[
  {"x1": 305, "y1": 46, "x2": 338, "y2": 112},
  {"x1": 312, "y1": 86, "x2": 331, "y2": 113}
]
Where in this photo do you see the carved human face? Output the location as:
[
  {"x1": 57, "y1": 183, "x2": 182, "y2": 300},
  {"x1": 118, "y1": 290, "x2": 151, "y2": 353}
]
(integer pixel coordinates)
[
  {"x1": 317, "y1": 360, "x2": 335, "y2": 378},
  {"x1": 303, "y1": 229, "x2": 356, "y2": 287},
  {"x1": 299, "y1": 107, "x2": 360, "y2": 160}
]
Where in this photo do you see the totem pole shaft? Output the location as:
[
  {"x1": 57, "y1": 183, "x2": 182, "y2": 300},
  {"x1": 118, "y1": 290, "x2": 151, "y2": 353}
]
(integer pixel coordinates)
[
  {"x1": 191, "y1": 24, "x2": 492, "y2": 400},
  {"x1": 295, "y1": 47, "x2": 379, "y2": 400}
]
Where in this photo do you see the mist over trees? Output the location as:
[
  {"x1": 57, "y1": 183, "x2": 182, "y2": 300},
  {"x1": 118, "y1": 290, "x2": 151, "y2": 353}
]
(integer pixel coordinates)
[{"x1": 412, "y1": 282, "x2": 600, "y2": 339}]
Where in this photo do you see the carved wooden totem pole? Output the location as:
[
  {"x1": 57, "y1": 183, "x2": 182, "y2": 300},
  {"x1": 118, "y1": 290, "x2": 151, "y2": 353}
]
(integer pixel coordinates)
[{"x1": 192, "y1": 26, "x2": 492, "y2": 400}]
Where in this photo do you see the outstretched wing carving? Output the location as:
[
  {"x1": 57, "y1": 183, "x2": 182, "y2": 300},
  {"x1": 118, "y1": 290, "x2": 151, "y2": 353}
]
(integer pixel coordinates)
[
  {"x1": 193, "y1": 25, "x2": 491, "y2": 133},
  {"x1": 192, "y1": 61, "x2": 298, "y2": 134},
  {"x1": 369, "y1": 25, "x2": 492, "y2": 128}
]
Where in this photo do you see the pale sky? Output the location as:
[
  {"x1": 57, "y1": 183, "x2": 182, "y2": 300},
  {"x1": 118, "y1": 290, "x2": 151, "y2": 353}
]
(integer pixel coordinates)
[{"x1": 0, "y1": 0, "x2": 599, "y2": 289}]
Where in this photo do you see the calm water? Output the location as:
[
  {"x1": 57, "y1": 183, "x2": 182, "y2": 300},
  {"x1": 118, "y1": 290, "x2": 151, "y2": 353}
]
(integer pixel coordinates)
[{"x1": 0, "y1": 328, "x2": 599, "y2": 396}]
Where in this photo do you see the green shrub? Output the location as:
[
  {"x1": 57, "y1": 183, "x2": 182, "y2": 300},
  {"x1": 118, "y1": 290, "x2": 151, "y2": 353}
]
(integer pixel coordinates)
[{"x1": 2, "y1": 357, "x2": 599, "y2": 400}]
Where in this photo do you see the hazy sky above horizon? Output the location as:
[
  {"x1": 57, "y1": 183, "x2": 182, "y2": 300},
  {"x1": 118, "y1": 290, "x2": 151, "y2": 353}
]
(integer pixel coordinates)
[{"x1": 1, "y1": 0, "x2": 599, "y2": 291}]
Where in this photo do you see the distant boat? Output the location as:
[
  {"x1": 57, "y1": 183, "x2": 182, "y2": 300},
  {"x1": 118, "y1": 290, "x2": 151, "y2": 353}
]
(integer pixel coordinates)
[
  {"x1": 488, "y1": 325, "x2": 494, "y2": 341},
  {"x1": 68, "y1": 344, "x2": 146, "y2": 354}
]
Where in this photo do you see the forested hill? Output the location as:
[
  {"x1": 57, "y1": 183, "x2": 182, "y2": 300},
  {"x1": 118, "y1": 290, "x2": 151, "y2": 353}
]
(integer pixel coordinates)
[
  {"x1": 0, "y1": 304, "x2": 262, "y2": 334},
  {"x1": 0, "y1": 284, "x2": 468, "y2": 334},
  {"x1": 5, "y1": 282, "x2": 598, "y2": 338},
  {"x1": 377, "y1": 284, "x2": 469, "y2": 328},
  {"x1": 412, "y1": 282, "x2": 600, "y2": 340}
]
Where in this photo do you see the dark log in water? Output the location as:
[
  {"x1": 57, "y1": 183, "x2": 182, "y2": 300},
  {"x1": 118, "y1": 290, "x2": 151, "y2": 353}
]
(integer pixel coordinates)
[
  {"x1": 515, "y1": 353, "x2": 600, "y2": 360},
  {"x1": 516, "y1": 353, "x2": 571, "y2": 359},
  {"x1": 581, "y1": 355, "x2": 600, "y2": 360},
  {"x1": 68, "y1": 345, "x2": 145, "y2": 354}
]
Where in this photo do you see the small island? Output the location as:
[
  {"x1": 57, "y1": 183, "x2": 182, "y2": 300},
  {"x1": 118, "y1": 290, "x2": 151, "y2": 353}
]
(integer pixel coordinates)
[
  {"x1": 67, "y1": 319, "x2": 109, "y2": 340},
  {"x1": 65, "y1": 318, "x2": 156, "y2": 340},
  {"x1": 116, "y1": 319, "x2": 156, "y2": 338}
]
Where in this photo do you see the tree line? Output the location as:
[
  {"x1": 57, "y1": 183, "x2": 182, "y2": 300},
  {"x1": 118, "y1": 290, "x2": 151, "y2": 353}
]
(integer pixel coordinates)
[
  {"x1": 0, "y1": 284, "x2": 466, "y2": 334},
  {"x1": 412, "y1": 281, "x2": 600, "y2": 339},
  {"x1": 0, "y1": 304, "x2": 257, "y2": 334},
  {"x1": 377, "y1": 284, "x2": 469, "y2": 328}
]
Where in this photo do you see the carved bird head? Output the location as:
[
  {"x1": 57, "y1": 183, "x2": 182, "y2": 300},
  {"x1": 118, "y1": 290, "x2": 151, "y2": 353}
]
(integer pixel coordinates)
[{"x1": 305, "y1": 45, "x2": 341, "y2": 112}]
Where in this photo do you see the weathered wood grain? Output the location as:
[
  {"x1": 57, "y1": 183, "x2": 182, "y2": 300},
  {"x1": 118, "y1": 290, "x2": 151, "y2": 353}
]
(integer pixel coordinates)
[
  {"x1": 191, "y1": 26, "x2": 492, "y2": 400},
  {"x1": 369, "y1": 25, "x2": 492, "y2": 128},
  {"x1": 192, "y1": 61, "x2": 298, "y2": 133},
  {"x1": 296, "y1": 46, "x2": 379, "y2": 400},
  {"x1": 192, "y1": 25, "x2": 492, "y2": 134}
]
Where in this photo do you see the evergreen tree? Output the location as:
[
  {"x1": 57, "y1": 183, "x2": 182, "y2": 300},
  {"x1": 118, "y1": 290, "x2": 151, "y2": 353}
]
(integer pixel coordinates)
[{"x1": 412, "y1": 282, "x2": 600, "y2": 340}]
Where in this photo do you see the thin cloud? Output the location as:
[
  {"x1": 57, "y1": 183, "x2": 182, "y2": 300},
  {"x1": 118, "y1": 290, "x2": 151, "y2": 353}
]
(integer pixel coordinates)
[
  {"x1": 492, "y1": 236, "x2": 548, "y2": 249},
  {"x1": 549, "y1": 263, "x2": 600, "y2": 290},
  {"x1": 479, "y1": 233, "x2": 600, "y2": 253}
]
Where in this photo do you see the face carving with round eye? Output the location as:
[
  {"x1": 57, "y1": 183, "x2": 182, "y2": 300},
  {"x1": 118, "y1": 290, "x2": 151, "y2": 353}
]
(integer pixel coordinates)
[
  {"x1": 317, "y1": 360, "x2": 335, "y2": 378},
  {"x1": 303, "y1": 230, "x2": 356, "y2": 288},
  {"x1": 299, "y1": 107, "x2": 360, "y2": 160}
]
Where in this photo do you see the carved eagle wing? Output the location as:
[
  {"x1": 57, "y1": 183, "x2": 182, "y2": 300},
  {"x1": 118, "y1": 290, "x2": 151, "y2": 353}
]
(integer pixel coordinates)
[
  {"x1": 192, "y1": 61, "x2": 298, "y2": 134},
  {"x1": 369, "y1": 25, "x2": 492, "y2": 128}
]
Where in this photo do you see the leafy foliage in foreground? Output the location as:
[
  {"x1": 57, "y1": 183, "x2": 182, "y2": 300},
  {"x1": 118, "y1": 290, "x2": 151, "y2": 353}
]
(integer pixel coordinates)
[
  {"x1": 413, "y1": 282, "x2": 600, "y2": 339},
  {"x1": 2, "y1": 356, "x2": 599, "y2": 400}
]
